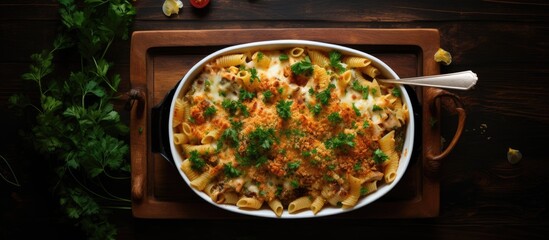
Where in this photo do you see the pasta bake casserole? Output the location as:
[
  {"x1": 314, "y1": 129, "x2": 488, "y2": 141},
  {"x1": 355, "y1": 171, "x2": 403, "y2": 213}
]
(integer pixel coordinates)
[{"x1": 170, "y1": 41, "x2": 412, "y2": 217}]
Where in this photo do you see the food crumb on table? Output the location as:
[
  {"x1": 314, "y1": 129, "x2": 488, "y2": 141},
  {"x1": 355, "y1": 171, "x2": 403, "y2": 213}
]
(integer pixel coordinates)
[
  {"x1": 507, "y1": 147, "x2": 522, "y2": 164},
  {"x1": 162, "y1": 0, "x2": 183, "y2": 16},
  {"x1": 434, "y1": 48, "x2": 452, "y2": 65}
]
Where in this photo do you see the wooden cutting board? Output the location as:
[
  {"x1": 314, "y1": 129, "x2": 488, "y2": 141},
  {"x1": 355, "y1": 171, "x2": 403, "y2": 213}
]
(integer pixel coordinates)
[{"x1": 129, "y1": 28, "x2": 446, "y2": 219}]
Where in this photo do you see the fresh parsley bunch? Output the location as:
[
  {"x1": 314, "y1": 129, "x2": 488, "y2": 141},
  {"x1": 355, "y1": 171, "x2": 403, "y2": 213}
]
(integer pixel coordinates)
[{"x1": 9, "y1": 0, "x2": 136, "y2": 239}]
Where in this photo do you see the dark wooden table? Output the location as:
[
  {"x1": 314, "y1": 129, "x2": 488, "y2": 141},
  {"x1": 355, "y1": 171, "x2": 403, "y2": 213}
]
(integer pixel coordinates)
[{"x1": 1, "y1": 1, "x2": 548, "y2": 239}]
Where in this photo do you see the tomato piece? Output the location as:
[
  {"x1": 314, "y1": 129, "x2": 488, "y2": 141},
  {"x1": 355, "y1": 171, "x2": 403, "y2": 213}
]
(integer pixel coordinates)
[{"x1": 189, "y1": 0, "x2": 210, "y2": 8}]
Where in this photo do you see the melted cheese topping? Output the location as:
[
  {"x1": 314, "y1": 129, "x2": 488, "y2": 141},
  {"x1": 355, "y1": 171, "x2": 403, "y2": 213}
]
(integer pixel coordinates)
[{"x1": 173, "y1": 47, "x2": 409, "y2": 215}]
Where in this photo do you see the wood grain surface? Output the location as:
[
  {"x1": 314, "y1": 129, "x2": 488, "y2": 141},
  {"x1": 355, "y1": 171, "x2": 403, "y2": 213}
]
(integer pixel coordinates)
[{"x1": 1, "y1": 0, "x2": 548, "y2": 239}]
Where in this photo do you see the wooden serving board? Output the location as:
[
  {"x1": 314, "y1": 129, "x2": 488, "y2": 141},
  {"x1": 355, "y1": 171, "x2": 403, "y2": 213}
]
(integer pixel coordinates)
[{"x1": 129, "y1": 28, "x2": 443, "y2": 219}]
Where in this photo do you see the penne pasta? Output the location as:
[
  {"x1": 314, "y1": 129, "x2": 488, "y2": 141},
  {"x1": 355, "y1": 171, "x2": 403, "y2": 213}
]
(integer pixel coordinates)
[
  {"x1": 289, "y1": 47, "x2": 305, "y2": 57},
  {"x1": 252, "y1": 51, "x2": 271, "y2": 69},
  {"x1": 173, "y1": 98, "x2": 185, "y2": 127},
  {"x1": 173, "y1": 133, "x2": 189, "y2": 145},
  {"x1": 343, "y1": 56, "x2": 372, "y2": 68},
  {"x1": 361, "y1": 64, "x2": 380, "y2": 78},
  {"x1": 363, "y1": 180, "x2": 378, "y2": 195},
  {"x1": 221, "y1": 191, "x2": 239, "y2": 205},
  {"x1": 268, "y1": 199, "x2": 284, "y2": 217},
  {"x1": 216, "y1": 54, "x2": 246, "y2": 67},
  {"x1": 341, "y1": 175, "x2": 364, "y2": 208},
  {"x1": 310, "y1": 196, "x2": 326, "y2": 215},
  {"x1": 180, "y1": 159, "x2": 201, "y2": 181},
  {"x1": 288, "y1": 196, "x2": 313, "y2": 214},
  {"x1": 182, "y1": 144, "x2": 216, "y2": 156},
  {"x1": 313, "y1": 65, "x2": 331, "y2": 90},
  {"x1": 236, "y1": 197, "x2": 264, "y2": 209},
  {"x1": 307, "y1": 49, "x2": 329, "y2": 67},
  {"x1": 201, "y1": 129, "x2": 220, "y2": 144}
]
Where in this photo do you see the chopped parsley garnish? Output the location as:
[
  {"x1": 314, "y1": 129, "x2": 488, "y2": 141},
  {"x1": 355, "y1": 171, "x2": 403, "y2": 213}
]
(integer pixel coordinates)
[
  {"x1": 276, "y1": 100, "x2": 293, "y2": 120},
  {"x1": 287, "y1": 161, "x2": 301, "y2": 174},
  {"x1": 325, "y1": 133, "x2": 356, "y2": 149},
  {"x1": 256, "y1": 52, "x2": 264, "y2": 61},
  {"x1": 351, "y1": 80, "x2": 369, "y2": 99},
  {"x1": 277, "y1": 87, "x2": 284, "y2": 94},
  {"x1": 316, "y1": 83, "x2": 335, "y2": 105},
  {"x1": 352, "y1": 103, "x2": 361, "y2": 116},
  {"x1": 290, "y1": 56, "x2": 313, "y2": 76},
  {"x1": 363, "y1": 121, "x2": 370, "y2": 128},
  {"x1": 223, "y1": 163, "x2": 241, "y2": 178},
  {"x1": 329, "y1": 50, "x2": 346, "y2": 73},
  {"x1": 360, "y1": 187, "x2": 369, "y2": 196},
  {"x1": 189, "y1": 150, "x2": 206, "y2": 171},
  {"x1": 248, "y1": 127, "x2": 277, "y2": 151},
  {"x1": 323, "y1": 175, "x2": 336, "y2": 182},
  {"x1": 239, "y1": 89, "x2": 256, "y2": 101},
  {"x1": 372, "y1": 104, "x2": 383, "y2": 111},
  {"x1": 373, "y1": 148, "x2": 389, "y2": 164},
  {"x1": 203, "y1": 106, "x2": 216, "y2": 118},
  {"x1": 392, "y1": 87, "x2": 401, "y2": 97},
  {"x1": 327, "y1": 112, "x2": 342, "y2": 124},
  {"x1": 308, "y1": 103, "x2": 322, "y2": 116},
  {"x1": 279, "y1": 54, "x2": 289, "y2": 61},
  {"x1": 282, "y1": 129, "x2": 306, "y2": 138},
  {"x1": 220, "y1": 119, "x2": 242, "y2": 147},
  {"x1": 353, "y1": 162, "x2": 362, "y2": 171},
  {"x1": 239, "y1": 127, "x2": 278, "y2": 167},
  {"x1": 204, "y1": 79, "x2": 211, "y2": 89},
  {"x1": 263, "y1": 90, "x2": 273, "y2": 102},
  {"x1": 275, "y1": 186, "x2": 283, "y2": 196},
  {"x1": 290, "y1": 180, "x2": 299, "y2": 188},
  {"x1": 222, "y1": 99, "x2": 249, "y2": 116},
  {"x1": 249, "y1": 67, "x2": 259, "y2": 83}
]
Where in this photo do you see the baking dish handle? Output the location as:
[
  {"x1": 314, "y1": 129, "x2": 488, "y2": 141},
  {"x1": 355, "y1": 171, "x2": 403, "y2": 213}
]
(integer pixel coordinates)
[
  {"x1": 150, "y1": 81, "x2": 181, "y2": 166},
  {"x1": 424, "y1": 88, "x2": 466, "y2": 174}
]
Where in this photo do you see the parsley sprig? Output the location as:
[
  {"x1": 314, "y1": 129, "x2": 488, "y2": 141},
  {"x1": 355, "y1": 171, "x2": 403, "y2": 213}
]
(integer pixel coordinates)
[
  {"x1": 189, "y1": 150, "x2": 207, "y2": 171},
  {"x1": 291, "y1": 56, "x2": 313, "y2": 76},
  {"x1": 8, "y1": 1, "x2": 136, "y2": 239},
  {"x1": 327, "y1": 112, "x2": 343, "y2": 124},
  {"x1": 239, "y1": 127, "x2": 278, "y2": 167},
  {"x1": 325, "y1": 133, "x2": 356, "y2": 150},
  {"x1": 373, "y1": 149, "x2": 389, "y2": 164},
  {"x1": 329, "y1": 50, "x2": 346, "y2": 73},
  {"x1": 276, "y1": 100, "x2": 293, "y2": 120},
  {"x1": 351, "y1": 80, "x2": 370, "y2": 99},
  {"x1": 316, "y1": 83, "x2": 335, "y2": 106}
]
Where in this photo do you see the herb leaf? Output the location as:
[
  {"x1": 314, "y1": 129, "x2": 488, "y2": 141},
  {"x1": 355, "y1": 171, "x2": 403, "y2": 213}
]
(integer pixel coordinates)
[
  {"x1": 327, "y1": 112, "x2": 343, "y2": 124},
  {"x1": 291, "y1": 56, "x2": 313, "y2": 76},
  {"x1": 223, "y1": 163, "x2": 241, "y2": 178},
  {"x1": 263, "y1": 90, "x2": 273, "y2": 102},
  {"x1": 352, "y1": 103, "x2": 361, "y2": 116},
  {"x1": 276, "y1": 100, "x2": 293, "y2": 120},
  {"x1": 373, "y1": 149, "x2": 389, "y2": 164},
  {"x1": 204, "y1": 106, "x2": 217, "y2": 118},
  {"x1": 325, "y1": 133, "x2": 356, "y2": 149},
  {"x1": 316, "y1": 84, "x2": 335, "y2": 106},
  {"x1": 329, "y1": 50, "x2": 346, "y2": 73},
  {"x1": 240, "y1": 127, "x2": 277, "y2": 167}
]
